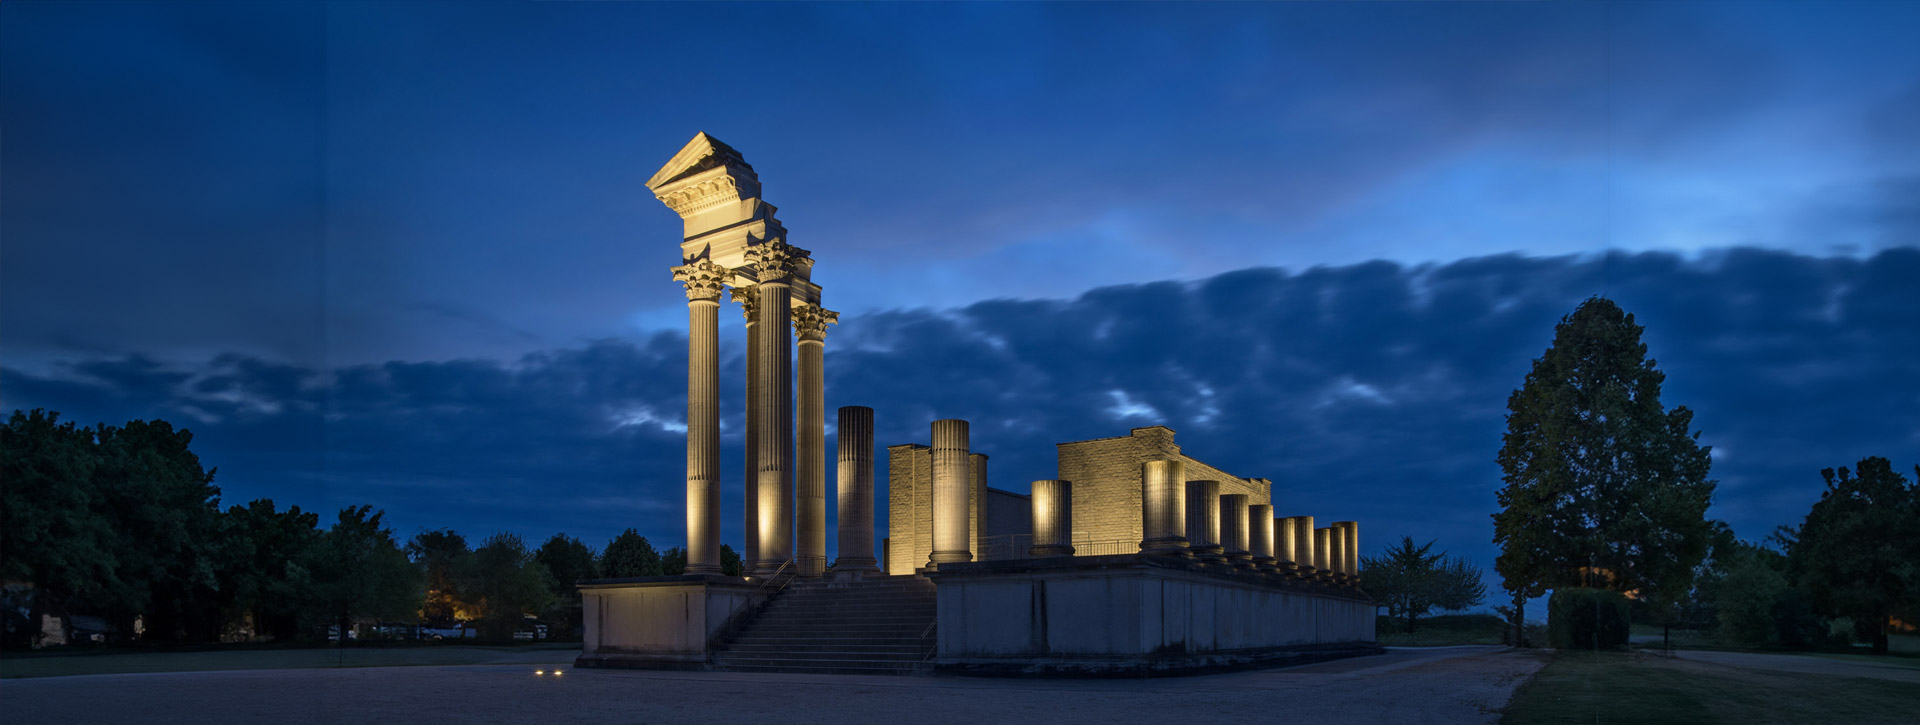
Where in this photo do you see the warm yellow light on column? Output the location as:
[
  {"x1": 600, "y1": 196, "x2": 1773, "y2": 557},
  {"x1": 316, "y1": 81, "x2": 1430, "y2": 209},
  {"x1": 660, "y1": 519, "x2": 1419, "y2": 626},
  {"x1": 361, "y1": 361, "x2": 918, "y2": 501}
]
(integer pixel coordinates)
[
  {"x1": 1030, "y1": 479, "x2": 1074, "y2": 557},
  {"x1": 1140, "y1": 460, "x2": 1188, "y2": 555}
]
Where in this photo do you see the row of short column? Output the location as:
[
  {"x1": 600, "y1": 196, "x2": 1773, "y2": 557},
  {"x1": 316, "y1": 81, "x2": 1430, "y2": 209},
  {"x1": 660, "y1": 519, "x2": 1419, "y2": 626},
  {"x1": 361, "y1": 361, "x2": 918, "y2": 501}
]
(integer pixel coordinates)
[{"x1": 1018, "y1": 463, "x2": 1359, "y2": 588}]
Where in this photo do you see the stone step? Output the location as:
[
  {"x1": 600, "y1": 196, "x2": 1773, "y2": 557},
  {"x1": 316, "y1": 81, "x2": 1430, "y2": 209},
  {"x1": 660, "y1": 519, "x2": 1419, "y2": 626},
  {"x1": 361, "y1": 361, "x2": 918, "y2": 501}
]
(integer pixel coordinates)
[
  {"x1": 780, "y1": 591, "x2": 935, "y2": 600},
  {"x1": 762, "y1": 604, "x2": 935, "y2": 615},
  {"x1": 736, "y1": 618, "x2": 930, "y2": 629},
  {"x1": 717, "y1": 648, "x2": 928, "y2": 661},
  {"x1": 710, "y1": 657, "x2": 932, "y2": 673},
  {"x1": 722, "y1": 642, "x2": 928, "y2": 654},
  {"x1": 727, "y1": 636, "x2": 931, "y2": 646}
]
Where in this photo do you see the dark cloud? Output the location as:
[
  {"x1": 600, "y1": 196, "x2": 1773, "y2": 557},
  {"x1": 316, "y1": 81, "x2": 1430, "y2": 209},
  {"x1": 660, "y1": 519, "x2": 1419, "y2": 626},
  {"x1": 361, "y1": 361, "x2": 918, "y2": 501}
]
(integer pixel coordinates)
[
  {"x1": 7, "y1": 2, "x2": 1912, "y2": 366},
  {"x1": 5, "y1": 249, "x2": 1915, "y2": 584}
]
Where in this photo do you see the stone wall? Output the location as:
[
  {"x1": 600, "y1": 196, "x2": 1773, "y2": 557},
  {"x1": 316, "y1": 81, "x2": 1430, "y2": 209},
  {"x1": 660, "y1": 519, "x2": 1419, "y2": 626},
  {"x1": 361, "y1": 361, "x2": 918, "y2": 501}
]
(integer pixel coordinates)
[
  {"x1": 927, "y1": 556, "x2": 1376, "y2": 675},
  {"x1": 576, "y1": 575, "x2": 763, "y2": 669},
  {"x1": 887, "y1": 445, "x2": 993, "y2": 574},
  {"x1": 1055, "y1": 426, "x2": 1270, "y2": 546},
  {"x1": 985, "y1": 488, "x2": 1032, "y2": 537}
]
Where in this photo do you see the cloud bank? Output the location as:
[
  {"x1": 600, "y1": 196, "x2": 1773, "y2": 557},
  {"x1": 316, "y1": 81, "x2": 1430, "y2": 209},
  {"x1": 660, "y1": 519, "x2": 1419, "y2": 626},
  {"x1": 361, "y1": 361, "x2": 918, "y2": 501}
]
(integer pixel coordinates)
[{"x1": 6, "y1": 248, "x2": 1916, "y2": 583}]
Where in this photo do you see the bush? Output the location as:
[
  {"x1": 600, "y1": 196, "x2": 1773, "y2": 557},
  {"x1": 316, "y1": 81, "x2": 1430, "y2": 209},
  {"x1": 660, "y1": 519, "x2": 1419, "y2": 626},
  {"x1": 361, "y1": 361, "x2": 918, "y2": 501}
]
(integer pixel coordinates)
[{"x1": 1549, "y1": 588, "x2": 1630, "y2": 650}]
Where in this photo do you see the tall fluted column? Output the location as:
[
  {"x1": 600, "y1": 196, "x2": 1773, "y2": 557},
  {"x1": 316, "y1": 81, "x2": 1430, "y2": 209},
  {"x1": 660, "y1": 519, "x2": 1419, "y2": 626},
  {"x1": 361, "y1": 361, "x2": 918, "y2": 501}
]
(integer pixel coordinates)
[
  {"x1": 1249, "y1": 504, "x2": 1277, "y2": 571},
  {"x1": 1185, "y1": 480, "x2": 1223, "y2": 563},
  {"x1": 1030, "y1": 480, "x2": 1074, "y2": 557},
  {"x1": 1331, "y1": 525, "x2": 1350, "y2": 584},
  {"x1": 794, "y1": 304, "x2": 838, "y2": 577},
  {"x1": 1339, "y1": 521, "x2": 1361, "y2": 585},
  {"x1": 1289, "y1": 515, "x2": 1316, "y2": 578},
  {"x1": 670, "y1": 260, "x2": 727, "y2": 575},
  {"x1": 1220, "y1": 494, "x2": 1251, "y2": 568},
  {"x1": 747, "y1": 242, "x2": 803, "y2": 576},
  {"x1": 732, "y1": 287, "x2": 760, "y2": 571},
  {"x1": 1140, "y1": 460, "x2": 1188, "y2": 555},
  {"x1": 833, "y1": 406, "x2": 878, "y2": 573},
  {"x1": 929, "y1": 419, "x2": 973, "y2": 567},
  {"x1": 1315, "y1": 527, "x2": 1334, "y2": 583}
]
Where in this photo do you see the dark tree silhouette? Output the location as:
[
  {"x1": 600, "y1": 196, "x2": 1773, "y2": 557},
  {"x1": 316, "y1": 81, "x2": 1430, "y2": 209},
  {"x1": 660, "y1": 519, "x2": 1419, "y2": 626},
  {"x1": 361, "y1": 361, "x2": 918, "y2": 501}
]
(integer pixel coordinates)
[
  {"x1": 1494, "y1": 298, "x2": 1716, "y2": 620},
  {"x1": 1362, "y1": 536, "x2": 1487, "y2": 633},
  {"x1": 1783, "y1": 457, "x2": 1920, "y2": 654}
]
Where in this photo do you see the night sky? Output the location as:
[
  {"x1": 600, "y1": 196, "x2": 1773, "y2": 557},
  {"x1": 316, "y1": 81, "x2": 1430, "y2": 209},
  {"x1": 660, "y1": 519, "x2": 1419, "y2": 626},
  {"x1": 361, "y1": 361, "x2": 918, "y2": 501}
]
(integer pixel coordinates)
[{"x1": 4, "y1": 2, "x2": 1917, "y2": 593}]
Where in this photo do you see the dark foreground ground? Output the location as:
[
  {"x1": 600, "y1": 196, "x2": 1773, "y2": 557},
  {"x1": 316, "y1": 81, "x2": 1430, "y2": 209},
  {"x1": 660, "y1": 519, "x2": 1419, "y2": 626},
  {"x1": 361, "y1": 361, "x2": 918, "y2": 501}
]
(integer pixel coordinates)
[{"x1": 3, "y1": 645, "x2": 1537, "y2": 724}]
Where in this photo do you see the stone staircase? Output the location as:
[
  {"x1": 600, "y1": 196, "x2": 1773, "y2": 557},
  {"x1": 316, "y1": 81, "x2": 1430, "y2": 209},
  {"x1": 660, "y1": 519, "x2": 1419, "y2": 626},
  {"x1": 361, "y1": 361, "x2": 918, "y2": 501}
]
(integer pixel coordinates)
[{"x1": 711, "y1": 575, "x2": 937, "y2": 675}]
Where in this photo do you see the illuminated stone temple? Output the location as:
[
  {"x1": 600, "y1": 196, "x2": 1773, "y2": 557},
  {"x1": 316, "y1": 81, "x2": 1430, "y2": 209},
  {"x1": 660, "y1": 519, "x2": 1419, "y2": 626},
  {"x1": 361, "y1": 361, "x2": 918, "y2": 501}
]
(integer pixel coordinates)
[{"x1": 576, "y1": 134, "x2": 1376, "y2": 675}]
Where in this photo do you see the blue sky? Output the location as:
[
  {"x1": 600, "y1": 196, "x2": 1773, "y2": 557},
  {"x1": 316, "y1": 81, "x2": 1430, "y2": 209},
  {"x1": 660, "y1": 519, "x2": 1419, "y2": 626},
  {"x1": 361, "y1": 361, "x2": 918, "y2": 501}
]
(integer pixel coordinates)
[{"x1": 4, "y1": 2, "x2": 1917, "y2": 589}]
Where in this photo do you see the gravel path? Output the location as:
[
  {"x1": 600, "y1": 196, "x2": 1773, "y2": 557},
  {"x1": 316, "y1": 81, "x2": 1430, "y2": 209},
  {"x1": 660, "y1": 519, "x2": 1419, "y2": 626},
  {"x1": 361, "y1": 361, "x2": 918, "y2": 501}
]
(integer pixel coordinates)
[
  {"x1": 1, "y1": 645, "x2": 1544, "y2": 724},
  {"x1": 1670, "y1": 649, "x2": 1920, "y2": 683}
]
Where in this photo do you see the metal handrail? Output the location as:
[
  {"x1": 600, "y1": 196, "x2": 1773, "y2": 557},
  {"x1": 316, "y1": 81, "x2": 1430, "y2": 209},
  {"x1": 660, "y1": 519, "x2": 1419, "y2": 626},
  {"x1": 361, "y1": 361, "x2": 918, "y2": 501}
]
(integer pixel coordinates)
[{"x1": 707, "y1": 557, "x2": 798, "y2": 652}]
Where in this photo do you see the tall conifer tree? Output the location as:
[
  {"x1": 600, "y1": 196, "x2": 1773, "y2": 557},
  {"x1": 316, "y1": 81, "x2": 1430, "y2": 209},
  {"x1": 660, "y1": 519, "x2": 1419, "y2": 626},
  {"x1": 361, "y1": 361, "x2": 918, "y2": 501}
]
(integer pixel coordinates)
[{"x1": 1493, "y1": 298, "x2": 1716, "y2": 607}]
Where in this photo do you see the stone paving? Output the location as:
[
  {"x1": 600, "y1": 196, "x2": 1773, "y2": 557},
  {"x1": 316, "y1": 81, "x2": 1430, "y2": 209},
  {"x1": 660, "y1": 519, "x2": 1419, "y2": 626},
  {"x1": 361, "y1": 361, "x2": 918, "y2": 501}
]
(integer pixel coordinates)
[{"x1": 2, "y1": 645, "x2": 1542, "y2": 724}]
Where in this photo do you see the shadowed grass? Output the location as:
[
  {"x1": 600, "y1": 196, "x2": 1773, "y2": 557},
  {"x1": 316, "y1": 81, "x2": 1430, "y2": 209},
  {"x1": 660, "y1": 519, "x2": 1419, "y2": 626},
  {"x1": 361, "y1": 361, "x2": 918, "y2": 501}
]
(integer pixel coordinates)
[
  {"x1": 1501, "y1": 650, "x2": 1918, "y2": 724},
  {"x1": 0, "y1": 643, "x2": 581, "y2": 679},
  {"x1": 1375, "y1": 613, "x2": 1508, "y2": 646}
]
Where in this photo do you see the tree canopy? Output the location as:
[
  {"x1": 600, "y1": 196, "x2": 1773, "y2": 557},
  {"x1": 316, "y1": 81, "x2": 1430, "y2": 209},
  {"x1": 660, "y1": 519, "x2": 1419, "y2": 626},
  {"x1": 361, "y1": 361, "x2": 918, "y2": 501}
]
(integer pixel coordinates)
[
  {"x1": 1, "y1": 408, "x2": 705, "y2": 648},
  {"x1": 1493, "y1": 297, "x2": 1716, "y2": 607},
  {"x1": 1362, "y1": 536, "x2": 1487, "y2": 633},
  {"x1": 1782, "y1": 457, "x2": 1920, "y2": 654}
]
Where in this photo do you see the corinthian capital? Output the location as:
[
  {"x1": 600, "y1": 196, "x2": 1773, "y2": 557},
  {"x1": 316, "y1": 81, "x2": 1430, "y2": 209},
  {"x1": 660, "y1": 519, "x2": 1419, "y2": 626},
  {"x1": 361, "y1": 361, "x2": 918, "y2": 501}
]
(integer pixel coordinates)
[
  {"x1": 792, "y1": 304, "x2": 839, "y2": 342},
  {"x1": 744, "y1": 240, "x2": 809, "y2": 283},
  {"x1": 670, "y1": 259, "x2": 729, "y2": 301},
  {"x1": 730, "y1": 285, "x2": 758, "y2": 320}
]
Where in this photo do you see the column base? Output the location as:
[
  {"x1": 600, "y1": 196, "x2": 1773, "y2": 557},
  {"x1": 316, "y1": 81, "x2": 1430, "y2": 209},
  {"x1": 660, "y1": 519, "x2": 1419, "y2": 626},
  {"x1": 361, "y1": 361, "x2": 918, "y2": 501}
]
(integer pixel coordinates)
[
  {"x1": 831, "y1": 557, "x2": 880, "y2": 572},
  {"x1": 1029, "y1": 545, "x2": 1075, "y2": 558},
  {"x1": 1139, "y1": 538, "x2": 1190, "y2": 556},
  {"x1": 750, "y1": 559, "x2": 789, "y2": 578},
  {"x1": 928, "y1": 550, "x2": 973, "y2": 567},
  {"x1": 685, "y1": 563, "x2": 723, "y2": 575}
]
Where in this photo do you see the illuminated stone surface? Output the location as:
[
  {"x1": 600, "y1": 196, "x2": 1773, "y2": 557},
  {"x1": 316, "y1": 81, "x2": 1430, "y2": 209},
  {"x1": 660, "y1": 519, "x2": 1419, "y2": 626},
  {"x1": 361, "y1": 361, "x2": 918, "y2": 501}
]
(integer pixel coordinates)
[
  {"x1": 1029, "y1": 480, "x2": 1075, "y2": 557},
  {"x1": 929, "y1": 419, "x2": 973, "y2": 567},
  {"x1": 1140, "y1": 459, "x2": 1189, "y2": 554},
  {"x1": 733, "y1": 287, "x2": 760, "y2": 569},
  {"x1": 1315, "y1": 527, "x2": 1335, "y2": 583},
  {"x1": 794, "y1": 304, "x2": 836, "y2": 577},
  {"x1": 1249, "y1": 504, "x2": 1277, "y2": 571},
  {"x1": 1335, "y1": 520, "x2": 1360, "y2": 585},
  {"x1": 1220, "y1": 493, "x2": 1252, "y2": 568},
  {"x1": 833, "y1": 406, "x2": 880, "y2": 573},
  {"x1": 1186, "y1": 480, "x2": 1224, "y2": 563},
  {"x1": 749, "y1": 244, "x2": 799, "y2": 576},
  {"x1": 671, "y1": 260, "x2": 727, "y2": 574}
]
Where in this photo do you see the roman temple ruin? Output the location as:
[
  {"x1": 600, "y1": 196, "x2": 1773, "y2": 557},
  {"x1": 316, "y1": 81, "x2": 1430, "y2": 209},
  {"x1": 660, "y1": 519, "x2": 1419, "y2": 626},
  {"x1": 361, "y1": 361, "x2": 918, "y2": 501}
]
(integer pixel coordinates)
[{"x1": 576, "y1": 133, "x2": 1376, "y2": 675}]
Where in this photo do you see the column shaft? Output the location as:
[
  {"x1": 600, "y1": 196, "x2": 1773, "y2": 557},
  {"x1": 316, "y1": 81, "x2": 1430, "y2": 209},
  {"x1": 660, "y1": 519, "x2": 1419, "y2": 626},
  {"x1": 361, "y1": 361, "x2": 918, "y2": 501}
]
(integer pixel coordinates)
[
  {"x1": 1030, "y1": 480, "x2": 1074, "y2": 557},
  {"x1": 1290, "y1": 515, "x2": 1316, "y2": 577},
  {"x1": 1315, "y1": 527, "x2": 1334, "y2": 581},
  {"x1": 833, "y1": 406, "x2": 878, "y2": 572},
  {"x1": 1340, "y1": 521, "x2": 1361, "y2": 583},
  {"x1": 796, "y1": 332, "x2": 825, "y2": 577},
  {"x1": 1139, "y1": 460, "x2": 1188, "y2": 554},
  {"x1": 752, "y1": 280, "x2": 793, "y2": 576},
  {"x1": 929, "y1": 419, "x2": 973, "y2": 566},
  {"x1": 682, "y1": 297, "x2": 722, "y2": 574},
  {"x1": 1185, "y1": 480, "x2": 1223, "y2": 562},
  {"x1": 1220, "y1": 493, "x2": 1251, "y2": 567},
  {"x1": 1249, "y1": 504, "x2": 1277, "y2": 571},
  {"x1": 738, "y1": 291, "x2": 760, "y2": 571}
]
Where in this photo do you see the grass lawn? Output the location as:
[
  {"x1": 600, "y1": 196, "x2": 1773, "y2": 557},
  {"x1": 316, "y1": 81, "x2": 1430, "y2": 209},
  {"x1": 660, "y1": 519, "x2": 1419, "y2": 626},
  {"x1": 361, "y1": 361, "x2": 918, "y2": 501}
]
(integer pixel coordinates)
[
  {"x1": 1375, "y1": 613, "x2": 1508, "y2": 646},
  {"x1": 0, "y1": 643, "x2": 581, "y2": 679},
  {"x1": 1502, "y1": 650, "x2": 1919, "y2": 724}
]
